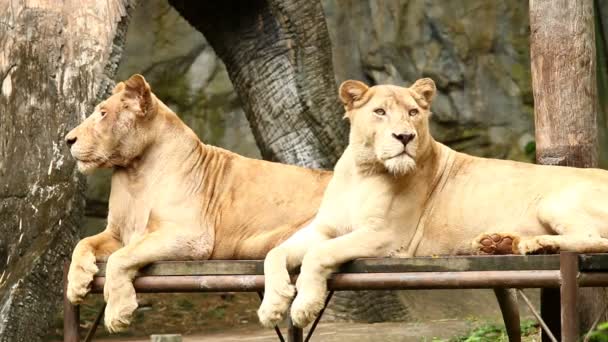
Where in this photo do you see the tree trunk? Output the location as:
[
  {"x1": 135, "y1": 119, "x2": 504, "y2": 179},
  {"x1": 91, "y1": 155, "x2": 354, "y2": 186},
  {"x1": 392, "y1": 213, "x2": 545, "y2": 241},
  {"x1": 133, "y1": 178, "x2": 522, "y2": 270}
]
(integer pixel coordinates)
[
  {"x1": 530, "y1": 0, "x2": 604, "y2": 338},
  {"x1": 531, "y1": 0, "x2": 599, "y2": 167},
  {"x1": 595, "y1": 0, "x2": 608, "y2": 167},
  {"x1": 0, "y1": 1, "x2": 135, "y2": 340},
  {"x1": 169, "y1": 0, "x2": 347, "y2": 169},
  {"x1": 170, "y1": 0, "x2": 407, "y2": 322}
]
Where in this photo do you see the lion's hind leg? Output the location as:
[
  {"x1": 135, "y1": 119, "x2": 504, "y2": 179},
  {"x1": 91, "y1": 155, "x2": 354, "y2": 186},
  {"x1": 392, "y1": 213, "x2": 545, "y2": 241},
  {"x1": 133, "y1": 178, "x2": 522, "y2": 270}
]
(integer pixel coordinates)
[
  {"x1": 517, "y1": 191, "x2": 608, "y2": 254},
  {"x1": 472, "y1": 232, "x2": 521, "y2": 255},
  {"x1": 516, "y1": 235, "x2": 608, "y2": 254}
]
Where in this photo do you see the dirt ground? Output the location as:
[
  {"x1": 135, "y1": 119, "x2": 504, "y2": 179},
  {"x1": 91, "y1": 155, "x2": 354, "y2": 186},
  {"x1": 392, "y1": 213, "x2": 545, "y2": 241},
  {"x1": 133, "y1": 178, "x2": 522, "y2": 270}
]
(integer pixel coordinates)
[{"x1": 71, "y1": 321, "x2": 539, "y2": 342}]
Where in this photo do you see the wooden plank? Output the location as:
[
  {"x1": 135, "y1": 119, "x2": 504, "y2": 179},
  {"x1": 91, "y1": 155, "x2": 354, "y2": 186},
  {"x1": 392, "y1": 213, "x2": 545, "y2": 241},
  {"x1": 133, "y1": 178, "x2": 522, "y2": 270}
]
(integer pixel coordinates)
[
  {"x1": 96, "y1": 260, "x2": 265, "y2": 276},
  {"x1": 340, "y1": 255, "x2": 560, "y2": 273},
  {"x1": 95, "y1": 255, "x2": 562, "y2": 277},
  {"x1": 577, "y1": 254, "x2": 608, "y2": 271}
]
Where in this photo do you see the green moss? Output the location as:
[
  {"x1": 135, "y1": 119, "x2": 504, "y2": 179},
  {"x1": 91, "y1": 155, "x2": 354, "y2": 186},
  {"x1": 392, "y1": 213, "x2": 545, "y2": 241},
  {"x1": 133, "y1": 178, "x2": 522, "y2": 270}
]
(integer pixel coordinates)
[{"x1": 452, "y1": 319, "x2": 539, "y2": 342}]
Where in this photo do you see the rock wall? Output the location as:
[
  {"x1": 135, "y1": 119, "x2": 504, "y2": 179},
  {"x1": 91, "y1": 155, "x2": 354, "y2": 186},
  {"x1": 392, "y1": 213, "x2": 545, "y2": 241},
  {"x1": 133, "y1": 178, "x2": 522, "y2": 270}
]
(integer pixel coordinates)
[{"x1": 324, "y1": 1, "x2": 535, "y2": 161}]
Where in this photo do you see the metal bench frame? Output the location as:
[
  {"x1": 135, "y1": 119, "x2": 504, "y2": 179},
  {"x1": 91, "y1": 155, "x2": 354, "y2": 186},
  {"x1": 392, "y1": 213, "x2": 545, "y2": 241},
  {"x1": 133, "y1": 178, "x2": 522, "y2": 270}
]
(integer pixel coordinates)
[{"x1": 63, "y1": 252, "x2": 608, "y2": 342}]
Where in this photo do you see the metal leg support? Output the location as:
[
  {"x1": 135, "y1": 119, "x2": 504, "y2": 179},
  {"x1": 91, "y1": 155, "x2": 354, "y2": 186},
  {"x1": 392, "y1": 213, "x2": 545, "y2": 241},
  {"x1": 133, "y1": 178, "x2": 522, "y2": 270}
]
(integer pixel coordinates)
[
  {"x1": 560, "y1": 251, "x2": 579, "y2": 342},
  {"x1": 63, "y1": 262, "x2": 80, "y2": 342},
  {"x1": 287, "y1": 316, "x2": 303, "y2": 342},
  {"x1": 494, "y1": 288, "x2": 521, "y2": 342}
]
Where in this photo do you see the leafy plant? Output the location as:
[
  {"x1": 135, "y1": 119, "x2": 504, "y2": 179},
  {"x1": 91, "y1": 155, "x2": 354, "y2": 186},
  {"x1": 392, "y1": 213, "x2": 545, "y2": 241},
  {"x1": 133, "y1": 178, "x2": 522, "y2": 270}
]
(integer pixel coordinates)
[
  {"x1": 453, "y1": 320, "x2": 539, "y2": 342},
  {"x1": 524, "y1": 141, "x2": 536, "y2": 159},
  {"x1": 587, "y1": 321, "x2": 608, "y2": 342}
]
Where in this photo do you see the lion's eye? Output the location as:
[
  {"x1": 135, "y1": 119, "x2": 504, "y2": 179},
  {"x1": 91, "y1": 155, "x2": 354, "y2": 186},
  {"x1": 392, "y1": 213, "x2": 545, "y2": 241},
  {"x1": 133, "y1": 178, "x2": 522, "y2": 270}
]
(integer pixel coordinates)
[
  {"x1": 374, "y1": 108, "x2": 386, "y2": 116},
  {"x1": 100, "y1": 110, "x2": 107, "y2": 117},
  {"x1": 408, "y1": 108, "x2": 419, "y2": 117}
]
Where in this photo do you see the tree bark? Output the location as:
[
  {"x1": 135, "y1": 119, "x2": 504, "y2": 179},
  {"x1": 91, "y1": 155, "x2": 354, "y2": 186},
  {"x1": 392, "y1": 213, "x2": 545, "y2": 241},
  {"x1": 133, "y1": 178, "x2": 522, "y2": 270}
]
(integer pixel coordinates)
[
  {"x1": 169, "y1": 0, "x2": 347, "y2": 169},
  {"x1": 170, "y1": 0, "x2": 407, "y2": 322},
  {"x1": 531, "y1": 0, "x2": 599, "y2": 167},
  {"x1": 0, "y1": 1, "x2": 135, "y2": 340},
  {"x1": 530, "y1": 0, "x2": 604, "y2": 338}
]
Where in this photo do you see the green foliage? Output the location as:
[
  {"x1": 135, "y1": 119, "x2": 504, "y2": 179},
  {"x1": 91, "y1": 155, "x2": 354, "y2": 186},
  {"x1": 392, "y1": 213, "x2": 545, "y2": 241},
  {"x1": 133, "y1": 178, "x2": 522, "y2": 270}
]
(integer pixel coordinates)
[
  {"x1": 454, "y1": 323, "x2": 505, "y2": 342},
  {"x1": 524, "y1": 141, "x2": 536, "y2": 159},
  {"x1": 520, "y1": 319, "x2": 539, "y2": 336},
  {"x1": 177, "y1": 298, "x2": 195, "y2": 310},
  {"x1": 452, "y1": 320, "x2": 539, "y2": 342},
  {"x1": 210, "y1": 306, "x2": 226, "y2": 319},
  {"x1": 587, "y1": 321, "x2": 608, "y2": 342}
]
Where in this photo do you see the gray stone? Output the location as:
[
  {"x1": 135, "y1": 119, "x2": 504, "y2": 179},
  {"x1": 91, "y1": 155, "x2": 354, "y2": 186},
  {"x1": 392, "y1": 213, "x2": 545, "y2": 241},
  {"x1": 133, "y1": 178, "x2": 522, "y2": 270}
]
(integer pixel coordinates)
[{"x1": 150, "y1": 334, "x2": 182, "y2": 342}]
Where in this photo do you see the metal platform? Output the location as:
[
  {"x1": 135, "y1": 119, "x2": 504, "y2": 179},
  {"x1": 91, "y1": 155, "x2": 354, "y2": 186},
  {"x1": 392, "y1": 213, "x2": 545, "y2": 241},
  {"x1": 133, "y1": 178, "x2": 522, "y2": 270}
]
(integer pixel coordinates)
[{"x1": 64, "y1": 252, "x2": 608, "y2": 342}]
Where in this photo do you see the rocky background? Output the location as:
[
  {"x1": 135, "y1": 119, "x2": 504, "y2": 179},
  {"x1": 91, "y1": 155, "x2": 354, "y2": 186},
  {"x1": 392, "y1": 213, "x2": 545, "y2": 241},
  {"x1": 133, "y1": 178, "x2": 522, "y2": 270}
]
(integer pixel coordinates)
[{"x1": 79, "y1": 0, "x2": 608, "y2": 328}]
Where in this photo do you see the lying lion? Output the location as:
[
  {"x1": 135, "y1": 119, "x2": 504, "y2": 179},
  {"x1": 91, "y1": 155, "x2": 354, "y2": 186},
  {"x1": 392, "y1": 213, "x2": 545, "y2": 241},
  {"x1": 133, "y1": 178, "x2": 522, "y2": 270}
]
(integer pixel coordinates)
[
  {"x1": 258, "y1": 78, "x2": 608, "y2": 328},
  {"x1": 64, "y1": 74, "x2": 331, "y2": 332}
]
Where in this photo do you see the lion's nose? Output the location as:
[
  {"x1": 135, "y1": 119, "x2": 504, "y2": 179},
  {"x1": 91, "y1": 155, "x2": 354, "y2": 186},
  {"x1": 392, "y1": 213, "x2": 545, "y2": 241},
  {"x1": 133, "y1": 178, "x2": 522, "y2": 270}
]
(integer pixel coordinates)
[
  {"x1": 392, "y1": 132, "x2": 416, "y2": 146},
  {"x1": 65, "y1": 135, "x2": 77, "y2": 148}
]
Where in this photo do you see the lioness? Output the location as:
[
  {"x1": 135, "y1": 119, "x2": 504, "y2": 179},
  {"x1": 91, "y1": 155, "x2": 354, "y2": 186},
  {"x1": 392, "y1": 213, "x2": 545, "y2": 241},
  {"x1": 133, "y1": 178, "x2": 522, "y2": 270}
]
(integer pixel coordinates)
[
  {"x1": 64, "y1": 74, "x2": 331, "y2": 332},
  {"x1": 258, "y1": 78, "x2": 608, "y2": 328}
]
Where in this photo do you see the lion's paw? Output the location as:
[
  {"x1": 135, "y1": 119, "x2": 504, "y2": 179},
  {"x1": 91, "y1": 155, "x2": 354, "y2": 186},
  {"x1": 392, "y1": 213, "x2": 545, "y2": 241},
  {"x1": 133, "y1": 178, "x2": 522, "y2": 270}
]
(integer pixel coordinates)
[
  {"x1": 103, "y1": 270, "x2": 138, "y2": 333},
  {"x1": 67, "y1": 254, "x2": 99, "y2": 304},
  {"x1": 517, "y1": 236, "x2": 560, "y2": 255},
  {"x1": 258, "y1": 301, "x2": 288, "y2": 328},
  {"x1": 473, "y1": 233, "x2": 520, "y2": 255},
  {"x1": 104, "y1": 288, "x2": 138, "y2": 333},
  {"x1": 257, "y1": 283, "x2": 295, "y2": 328},
  {"x1": 290, "y1": 292, "x2": 325, "y2": 328}
]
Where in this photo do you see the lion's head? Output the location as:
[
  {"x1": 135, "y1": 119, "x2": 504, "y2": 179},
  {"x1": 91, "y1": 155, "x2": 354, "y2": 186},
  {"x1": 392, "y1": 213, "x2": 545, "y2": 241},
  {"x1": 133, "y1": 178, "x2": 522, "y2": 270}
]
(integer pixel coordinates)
[
  {"x1": 339, "y1": 78, "x2": 436, "y2": 176},
  {"x1": 65, "y1": 74, "x2": 158, "y2": 174}
]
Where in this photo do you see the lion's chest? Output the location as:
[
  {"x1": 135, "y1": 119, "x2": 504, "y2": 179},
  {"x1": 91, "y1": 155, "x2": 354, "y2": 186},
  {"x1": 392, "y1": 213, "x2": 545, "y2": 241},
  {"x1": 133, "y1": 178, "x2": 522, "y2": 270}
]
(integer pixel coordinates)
[{"x1": 319, "y1": 173, "x2": 419, "y2": 238}]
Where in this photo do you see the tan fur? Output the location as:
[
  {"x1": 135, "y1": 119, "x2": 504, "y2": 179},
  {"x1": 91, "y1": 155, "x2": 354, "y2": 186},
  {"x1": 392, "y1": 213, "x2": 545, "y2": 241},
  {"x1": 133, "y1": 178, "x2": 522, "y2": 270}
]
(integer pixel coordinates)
[
  {"x1": 259, "y1": 78, "x2": 608, "y2": 328},
  {"x1": 65, "y1": 74, "x2": 330, "y2": 332}
]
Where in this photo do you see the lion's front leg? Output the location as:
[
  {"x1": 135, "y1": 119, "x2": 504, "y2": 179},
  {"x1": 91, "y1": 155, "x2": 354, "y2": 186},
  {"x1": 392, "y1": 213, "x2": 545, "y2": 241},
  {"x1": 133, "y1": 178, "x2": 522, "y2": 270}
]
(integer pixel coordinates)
[
  {"x1": 290, "y1": 228, "x2": 394, "y2": 327},
  {"x1": 103, "y1": 229, "x2": 212, "y2": 333},
  {"x1": 258, "y1": 226, "x2": 329, "y2": 328},
  {"x1": 67, "y1": 229, "x2": 121, "y2": 304}
]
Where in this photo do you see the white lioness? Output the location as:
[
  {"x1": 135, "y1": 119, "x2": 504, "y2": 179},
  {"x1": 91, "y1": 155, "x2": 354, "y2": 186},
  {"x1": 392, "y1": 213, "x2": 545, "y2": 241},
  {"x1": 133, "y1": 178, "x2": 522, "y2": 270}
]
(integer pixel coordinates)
[
  {"x1": 65, "y1": 74, "x2": 331, "y2": 332},
  {"x1": 258, "y1": 78, "x2": 608, "y2": 328}
]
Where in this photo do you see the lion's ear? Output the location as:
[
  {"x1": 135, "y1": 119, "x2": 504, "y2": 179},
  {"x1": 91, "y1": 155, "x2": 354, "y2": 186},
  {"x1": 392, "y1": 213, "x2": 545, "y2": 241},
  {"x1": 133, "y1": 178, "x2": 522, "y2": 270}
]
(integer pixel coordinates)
[
  {"x1": 410, "y1": 78, "x2": 436, "y2": 109},
  {"x1": 339, "y1": 80, "x2": 369, "y2": 110},
  {"x1": 112, "y1": 82, "x2": 126, "y2": 94},
  {"x1": 124, "y1": 74, "x2": 153, "y2": 116}
]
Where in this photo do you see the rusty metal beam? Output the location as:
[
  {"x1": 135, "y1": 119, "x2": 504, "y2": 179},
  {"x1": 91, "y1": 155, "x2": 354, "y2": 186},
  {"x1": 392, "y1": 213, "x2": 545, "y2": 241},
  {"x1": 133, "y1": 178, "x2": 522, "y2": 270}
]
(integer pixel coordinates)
[
  {"x1": 90, "y1": 271, "x2": 562, "y2": 293},
  {"x1": 578, "y1": 273, "x2": 608, "y2": 286}
]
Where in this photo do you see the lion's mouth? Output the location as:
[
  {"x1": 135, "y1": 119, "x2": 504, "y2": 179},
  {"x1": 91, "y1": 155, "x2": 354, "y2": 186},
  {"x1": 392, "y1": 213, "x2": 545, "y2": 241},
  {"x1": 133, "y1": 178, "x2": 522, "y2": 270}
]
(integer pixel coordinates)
[
  {"x1": 72, "y1": 154, "x2": 106, "y2": 173},
  {"x1": 388, "y1": 150, "x2": 414, "y2": 160}
]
